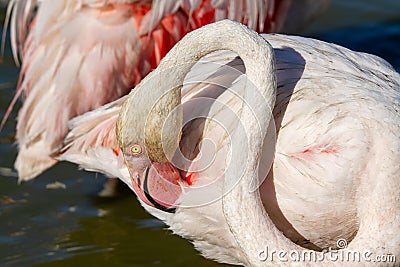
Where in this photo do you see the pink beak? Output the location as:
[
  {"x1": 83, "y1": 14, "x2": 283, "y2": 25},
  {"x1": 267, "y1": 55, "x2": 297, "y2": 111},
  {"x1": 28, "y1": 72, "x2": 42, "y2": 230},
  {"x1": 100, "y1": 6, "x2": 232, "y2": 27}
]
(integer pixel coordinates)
[{"x1": 131, "y1": 162, "x2": 183, "y2": 213}]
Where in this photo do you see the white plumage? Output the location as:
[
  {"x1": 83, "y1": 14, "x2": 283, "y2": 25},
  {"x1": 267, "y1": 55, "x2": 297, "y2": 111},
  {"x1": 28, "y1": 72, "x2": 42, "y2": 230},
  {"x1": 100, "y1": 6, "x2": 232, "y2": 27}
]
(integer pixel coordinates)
[{"x1": 62, "y1": 20, "x2": 400, "y2": 265}]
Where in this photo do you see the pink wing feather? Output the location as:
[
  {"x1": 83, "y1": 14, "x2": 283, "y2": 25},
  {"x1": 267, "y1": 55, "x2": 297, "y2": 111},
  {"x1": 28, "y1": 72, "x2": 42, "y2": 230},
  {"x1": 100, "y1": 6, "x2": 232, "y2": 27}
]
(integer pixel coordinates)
[
  {"x1": 2, "y1": 0, "x2": 39, "y2": 65},
  {"x1": 60, "y1": 97, "x2": 124, "y2": 179},
  {"x1": 12, "y1": 1, "x2": 143, "y2": 181}
]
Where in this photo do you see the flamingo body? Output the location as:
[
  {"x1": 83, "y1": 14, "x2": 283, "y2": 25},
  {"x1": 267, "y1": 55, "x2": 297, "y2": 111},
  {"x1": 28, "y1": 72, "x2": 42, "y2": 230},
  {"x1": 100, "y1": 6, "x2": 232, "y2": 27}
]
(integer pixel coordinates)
[{"x1": 62, "y1": 22, "x2": 400, "y2": 265}]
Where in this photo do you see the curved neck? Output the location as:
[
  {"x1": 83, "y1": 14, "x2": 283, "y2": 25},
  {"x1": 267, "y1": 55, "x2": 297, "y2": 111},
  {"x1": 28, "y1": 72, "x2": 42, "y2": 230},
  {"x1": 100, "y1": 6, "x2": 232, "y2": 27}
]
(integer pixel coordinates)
[
  {"x1": 119, "y1": 20, "x2": 276, "y2": 161},
  {"x1": 153, "y1": 20, "x2": 282, "y2": 263},
  {"x1": 154, "y1": 20, "x2": 279, "y2": 255}
]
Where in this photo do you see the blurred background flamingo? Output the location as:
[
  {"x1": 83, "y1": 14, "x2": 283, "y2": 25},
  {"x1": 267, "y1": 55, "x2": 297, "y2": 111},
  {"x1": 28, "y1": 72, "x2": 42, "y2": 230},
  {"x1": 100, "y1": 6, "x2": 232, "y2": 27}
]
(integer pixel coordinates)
[{"x1": 1, "y1": 0, "x2": 329, "y2": 183}]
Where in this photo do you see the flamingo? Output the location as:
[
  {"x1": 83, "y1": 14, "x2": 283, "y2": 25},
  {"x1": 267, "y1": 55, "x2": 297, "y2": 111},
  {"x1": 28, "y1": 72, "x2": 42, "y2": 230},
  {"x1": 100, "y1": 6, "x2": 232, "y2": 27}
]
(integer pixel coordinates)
[
  {"x1": 62, "y1": 20, "x2": 400, "y2": 265},
  {"x1": 1, "y1": 0, "x2": 329, "y2": 182}
]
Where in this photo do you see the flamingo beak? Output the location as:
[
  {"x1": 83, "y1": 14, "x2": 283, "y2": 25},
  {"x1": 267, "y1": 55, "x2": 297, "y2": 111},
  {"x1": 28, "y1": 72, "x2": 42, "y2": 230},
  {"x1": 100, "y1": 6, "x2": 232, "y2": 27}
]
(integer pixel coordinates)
[{"x1": 130, "y1": 162, "x2": 183, "y2": 213}]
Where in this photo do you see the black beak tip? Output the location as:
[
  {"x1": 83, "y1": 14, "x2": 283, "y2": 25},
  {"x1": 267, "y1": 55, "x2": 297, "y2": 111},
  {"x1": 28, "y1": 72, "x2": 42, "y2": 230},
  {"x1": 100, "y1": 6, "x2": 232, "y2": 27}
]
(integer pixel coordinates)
[{"x1": 143, "y1": 166, "x2": 176, "y2": 214}]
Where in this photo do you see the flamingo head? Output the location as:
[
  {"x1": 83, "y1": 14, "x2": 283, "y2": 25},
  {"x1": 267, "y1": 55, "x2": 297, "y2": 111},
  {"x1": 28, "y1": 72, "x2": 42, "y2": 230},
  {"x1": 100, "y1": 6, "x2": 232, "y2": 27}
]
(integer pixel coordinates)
[{"x1": 116, "y1": 82, "x2": 185, "y2": 213}]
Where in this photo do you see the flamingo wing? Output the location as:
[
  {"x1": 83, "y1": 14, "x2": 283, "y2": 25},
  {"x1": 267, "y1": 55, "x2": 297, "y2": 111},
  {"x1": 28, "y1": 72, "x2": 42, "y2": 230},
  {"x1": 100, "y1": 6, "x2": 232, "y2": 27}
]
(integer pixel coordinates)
[
  {"x1": 12, "y1": 1, "x2": 143, "y2": 181},
  {"x1": 60, "y1": 96, "x2": 126, "y2": 179}
]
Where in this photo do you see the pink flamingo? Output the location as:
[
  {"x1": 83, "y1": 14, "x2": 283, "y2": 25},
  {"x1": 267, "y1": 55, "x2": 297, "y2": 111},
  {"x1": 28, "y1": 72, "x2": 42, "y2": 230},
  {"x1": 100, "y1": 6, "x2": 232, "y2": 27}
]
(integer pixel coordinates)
[{"x1": 2, "y1": 0, "x2": 329, "y2": 181}]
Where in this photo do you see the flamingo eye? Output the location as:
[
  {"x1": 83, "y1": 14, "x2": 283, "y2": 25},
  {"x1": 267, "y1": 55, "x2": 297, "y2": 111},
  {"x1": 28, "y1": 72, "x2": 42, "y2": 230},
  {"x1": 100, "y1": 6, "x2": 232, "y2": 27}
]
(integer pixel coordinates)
[{"x1": 130, "y1": 144, "x2": 142, "y2": 155}]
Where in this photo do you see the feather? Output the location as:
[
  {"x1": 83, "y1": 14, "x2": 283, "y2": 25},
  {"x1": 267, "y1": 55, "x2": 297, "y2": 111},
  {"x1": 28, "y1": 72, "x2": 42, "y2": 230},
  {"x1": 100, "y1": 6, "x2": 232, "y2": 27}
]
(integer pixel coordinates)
[
  {"x1": 12, "y1": 1, "x2": 142, "y2": 181},
  {"x1": 2, "y1": 0, "x2": 40, "y2": 65}
]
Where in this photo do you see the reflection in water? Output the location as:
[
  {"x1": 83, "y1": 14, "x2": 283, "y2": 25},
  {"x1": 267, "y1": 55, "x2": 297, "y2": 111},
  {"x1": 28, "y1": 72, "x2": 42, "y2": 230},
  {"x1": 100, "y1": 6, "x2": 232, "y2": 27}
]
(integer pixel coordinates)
[{"x1": 0, "y1": 0, "x2": 399, "y2": 266}]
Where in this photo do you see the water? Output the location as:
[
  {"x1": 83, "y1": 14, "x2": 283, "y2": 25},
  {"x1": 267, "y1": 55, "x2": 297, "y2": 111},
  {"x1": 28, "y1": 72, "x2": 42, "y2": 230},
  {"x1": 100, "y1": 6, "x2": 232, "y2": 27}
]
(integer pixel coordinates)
[{"x1": 0, "y1": 1, "x2": 399, "y2": 266}]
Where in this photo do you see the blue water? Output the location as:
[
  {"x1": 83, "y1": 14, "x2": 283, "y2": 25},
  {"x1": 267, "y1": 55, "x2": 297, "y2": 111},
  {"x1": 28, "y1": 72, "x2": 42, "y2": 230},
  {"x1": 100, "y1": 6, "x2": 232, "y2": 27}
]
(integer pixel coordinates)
[{"x1": 0, "y1": 1, "x2": 399, "y2": 266}]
